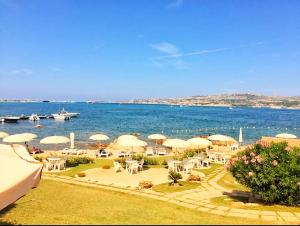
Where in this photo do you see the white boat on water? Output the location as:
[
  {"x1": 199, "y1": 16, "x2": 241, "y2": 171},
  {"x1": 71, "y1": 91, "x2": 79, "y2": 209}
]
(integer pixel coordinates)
[
  {"x1": 51, "y1": 108, "x2": 79, "y2": 120},
  {"x1": 58, "y1": 108, "x2": 80, "y2": 117},
  {"x1": 52, "y1": 114, "x2": 70, "y2": 121},
  {"x1": 2, "y1": 116, "x2": 20, "y2": 123},
  {"x1": 29, "y1": 114, "x2": 40, "y2": 121}
]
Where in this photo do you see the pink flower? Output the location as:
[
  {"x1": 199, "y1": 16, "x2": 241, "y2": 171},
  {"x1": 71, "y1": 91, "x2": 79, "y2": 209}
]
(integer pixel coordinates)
[
  {"x1": 255, "y1": 155, "x2": 262, "y2": 163},
  {"x1": 285, "y1": 147, "x2": 292, "y2": 152},
  {"x1": 242, "y1": 156, "x2": 247, "y2": 161},
  {"x1": 250, "y1": 152, "x2": 256, "y2": 157},
  {"x1": 248, "y1": 172, "x2": 254, "y2": 177},
  {"x1": 251, "y1": 158, "x2": 256, "y2": 163},
  {"x1": 272, "y1": 160, "x2": 278, "y2": 166},
  {"x1": 244, "y1": 160, "x2": 249, "y2": 165}
]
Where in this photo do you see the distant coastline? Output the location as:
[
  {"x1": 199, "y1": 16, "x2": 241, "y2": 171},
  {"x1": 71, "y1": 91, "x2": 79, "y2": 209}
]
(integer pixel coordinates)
[{"x1": 1, "y1": 93, "x2": 300, "y2": 110}]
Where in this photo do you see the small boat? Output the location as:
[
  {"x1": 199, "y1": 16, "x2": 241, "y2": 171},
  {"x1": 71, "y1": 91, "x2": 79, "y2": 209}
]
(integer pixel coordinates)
[
  {"x1": 229, "y1": 107, "x2": 233, "y2": 110},
  {"x1": 4, "y1": 116, "x2": 20, "y2": 123},
  {"x1": 35, "y1": 124, "x2": 43, "y2": 128},
  {"x1": 52, "y1": 114, "x2": 70, "y2": 120},
  {"x1": 53, "y1": 108, "x2": 80, "y2": 118},
  {"x1": 29, "y1": 114, "x2": 40, "y2": 121}
]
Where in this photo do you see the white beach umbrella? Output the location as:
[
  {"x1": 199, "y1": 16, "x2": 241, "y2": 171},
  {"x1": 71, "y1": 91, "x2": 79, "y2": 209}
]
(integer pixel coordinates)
[
  {"x1": 276, "y1": 133, "x2": 297, "y2": 139},
  {"x1": 117, "y1": 138, "x2": 147, "y2": 152},
  {"x1": 117, "y1": 134, "x2": 138, "y2": 141},
  {"x1": 163, "y1": 138, "x2": 189, "y2": 152},
  {"x1": 20, "y1": 133, "x2": 37, "y2": 140},
  {"x1": 148, "y1": 134, "x2": 166, "y2": 140},
  {"x1": 3, "y1": 133, "x2": 37, "y2": 143},
  {"x1": 239, "y1": 128, "x2": 243, "y2": 143},
  {"x1": 70, "y1": 132, "x2": 75, "y2": 149},
  {"x1": 40, "y1": 136, "x2": 70, "y2": 144},
  {"x1": 0, "y1": 132, "x2": 9, "y2": 139},
  {"x1": 187, "y1": 137, "x2": 212, "y2": 149},
  {"x1": 148, "y1": 134, "x2": 166, "y2": 148},
  {"x1": 89, "y1": 134, "x2": 109, "y2": 141}
]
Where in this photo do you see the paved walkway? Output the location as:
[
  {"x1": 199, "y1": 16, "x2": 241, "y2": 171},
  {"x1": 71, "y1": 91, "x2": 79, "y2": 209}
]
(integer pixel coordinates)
[{"x1": 43, "y1": 168, "x2": 300, "y2": 224}]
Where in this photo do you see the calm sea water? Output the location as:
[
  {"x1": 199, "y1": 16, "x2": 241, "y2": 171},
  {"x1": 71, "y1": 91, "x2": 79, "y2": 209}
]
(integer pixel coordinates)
[{"x1": 0, "y1": 102, "x2": 300, "y2": 145}]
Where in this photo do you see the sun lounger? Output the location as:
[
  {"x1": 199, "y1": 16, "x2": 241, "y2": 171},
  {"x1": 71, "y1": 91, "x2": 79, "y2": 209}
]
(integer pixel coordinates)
[
  {"x1": 117, "y1": 151, "x2": 126, "y2": 158},
  {"x1": 157, "y1": 149, "x2": 167, "y2": 156},
  {"x1": 145, "y1": 149, "x2": 154, "y2": 156},
  {"x1": 99, "y1": 150, "x2": 111, "y2": 158}
]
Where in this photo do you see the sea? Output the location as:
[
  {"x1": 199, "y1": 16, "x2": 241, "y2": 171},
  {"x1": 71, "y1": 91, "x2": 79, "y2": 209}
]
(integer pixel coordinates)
[{"x1": 0, "y1": 102, "x2": 300, "y2": 146}]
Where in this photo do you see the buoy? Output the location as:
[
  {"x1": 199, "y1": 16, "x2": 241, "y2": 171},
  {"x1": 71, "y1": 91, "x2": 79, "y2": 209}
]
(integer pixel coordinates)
[{"x1": 35, "y1": 124, "x2": 43, "y2": 128}]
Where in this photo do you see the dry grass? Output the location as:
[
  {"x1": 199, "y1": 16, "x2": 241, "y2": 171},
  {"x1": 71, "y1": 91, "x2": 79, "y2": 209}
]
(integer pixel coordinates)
[{"x1": 0, "y1": 180, "x2": 277, "y2": 225}]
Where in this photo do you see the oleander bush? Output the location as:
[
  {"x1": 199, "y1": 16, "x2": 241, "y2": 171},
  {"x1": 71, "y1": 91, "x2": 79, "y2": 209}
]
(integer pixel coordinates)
[
  {"x1": 227, "y1": 142, "x2": 300, "y2": 206},
  {"x1": 66, "y1": 156, "x2": 94, "y2": 167}
]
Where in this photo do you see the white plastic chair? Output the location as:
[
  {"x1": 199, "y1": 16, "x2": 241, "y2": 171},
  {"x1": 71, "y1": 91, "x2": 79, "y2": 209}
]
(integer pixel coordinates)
[{"x1": 113, "y1": 161, "x2": 122, "y2": 173}]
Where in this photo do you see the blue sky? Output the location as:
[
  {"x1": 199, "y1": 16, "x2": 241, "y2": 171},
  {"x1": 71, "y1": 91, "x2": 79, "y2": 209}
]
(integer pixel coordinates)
[{"x1": 0, "y1": 0, "x2": 300, "y2": 101}]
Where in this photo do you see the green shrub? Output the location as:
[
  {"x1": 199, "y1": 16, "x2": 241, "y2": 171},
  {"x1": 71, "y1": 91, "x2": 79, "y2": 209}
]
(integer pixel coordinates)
[
  {"x1": 183, "y1": 149, "x2": 196, "y2": 158},
  {"x1": 228, "y1": 142, "x2": 300, "y2": 206},
  {"x1": 33, "y1": 155, "x2": 44, "y2": 162},
  {"x1": 66, "y1": 156, "x2": 94, "y2": 168},
  {"x1": 168, "y1": 171, "x2": 183, "y2": 184}
]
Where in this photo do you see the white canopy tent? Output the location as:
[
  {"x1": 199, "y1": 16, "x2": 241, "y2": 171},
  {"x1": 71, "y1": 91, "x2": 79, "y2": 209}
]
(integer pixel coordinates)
[{"x1": 0, "y1": 144, "x2": 43, "y2": 211}]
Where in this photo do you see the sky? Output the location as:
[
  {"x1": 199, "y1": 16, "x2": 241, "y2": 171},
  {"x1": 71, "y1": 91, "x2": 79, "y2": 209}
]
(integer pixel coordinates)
[{"x1": 0, "y1": 0, "x2": 300, "y2": 101}]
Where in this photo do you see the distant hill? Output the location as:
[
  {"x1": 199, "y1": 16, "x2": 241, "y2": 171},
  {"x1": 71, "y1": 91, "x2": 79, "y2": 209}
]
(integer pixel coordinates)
[{"x1": 123, "y1": 93, "x2": 300, "y2": 109}]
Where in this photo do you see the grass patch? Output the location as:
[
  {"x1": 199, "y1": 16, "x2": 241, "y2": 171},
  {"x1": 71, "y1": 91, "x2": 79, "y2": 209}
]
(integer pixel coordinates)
[
  {"x1": 211, "y1": 196, "x2": 300, "y2": 212},
  {"x1": 51, "y1": 159, "x2": 113, "y2": 177},
  {"x1": 153, "y1": 181, "x2": 200, "y2": 193},
  {"x1": 0, "y1": 180, "x2": 276, "y2": 225},
  {"x1": 217, "y1": 172, "x2": 250, "y2": 192}
]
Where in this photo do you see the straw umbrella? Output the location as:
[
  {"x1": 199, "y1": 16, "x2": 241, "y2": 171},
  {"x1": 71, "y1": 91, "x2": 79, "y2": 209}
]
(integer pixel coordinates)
[
  {"x1": 163, "y1": 138, "x2": 189, "y2": 153},
  {"x1": 276, "y1": 133, "x2": 297, "y2": 139},
  {"x1": 187, "y1": 137, "x2": 212, "y2": 150}
]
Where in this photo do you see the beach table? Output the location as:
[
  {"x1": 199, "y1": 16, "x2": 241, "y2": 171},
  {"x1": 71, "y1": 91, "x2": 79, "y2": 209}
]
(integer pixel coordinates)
[
  {"x1": 125, "y1": 160, "x2": 138, "y2": 172},
  {"x1": 47, "y1": 157, "x2": 62, "y2": 171},
  {"x1": 168, "y1": 160, "x2": 182, "y2": 172},
  {"x1": 190, "y1": 156, "x2": 203, "y2": 167}
]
